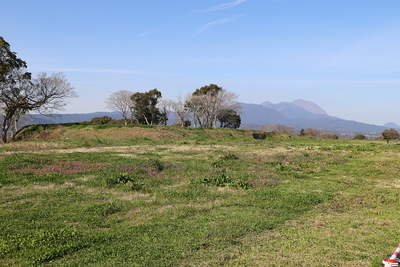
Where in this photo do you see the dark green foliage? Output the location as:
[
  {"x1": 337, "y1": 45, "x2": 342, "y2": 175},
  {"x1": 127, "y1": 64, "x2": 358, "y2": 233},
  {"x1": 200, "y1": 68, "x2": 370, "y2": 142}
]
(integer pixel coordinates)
[
  {"x1": 89, "y1": 116, "x2": 113, "y2": 125},
  {"x1": 252, "y1": 133, "x2": 266, "y2": 139},
  {"x1": 0, "y1": 36, "x2": 27, "y2": 82},
  {"x1": 131, "y1": 88, "x2": 162, "y2": 125},
  {"x1": 192, "y1": 83, "x2": 222, "y2": 96},
  {"x1": 217, "y1": 108, "x2": 241, "y2": 129},
  {"x1": 0, "y1": 37, "x2": 31, "y2": 143}
]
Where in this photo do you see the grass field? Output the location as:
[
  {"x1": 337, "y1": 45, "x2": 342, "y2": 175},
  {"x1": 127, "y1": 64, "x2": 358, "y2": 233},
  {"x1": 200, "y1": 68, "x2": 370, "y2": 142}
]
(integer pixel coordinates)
[{"x1": 1, "y1": 125, "x2": 400, "y2": 266}]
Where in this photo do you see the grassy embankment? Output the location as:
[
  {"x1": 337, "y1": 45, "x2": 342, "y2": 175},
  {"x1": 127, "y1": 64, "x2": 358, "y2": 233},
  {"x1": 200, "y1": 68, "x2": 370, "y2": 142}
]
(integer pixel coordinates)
[{"x1": 1, "y1": 124, "x2": 399, "y2": 266}]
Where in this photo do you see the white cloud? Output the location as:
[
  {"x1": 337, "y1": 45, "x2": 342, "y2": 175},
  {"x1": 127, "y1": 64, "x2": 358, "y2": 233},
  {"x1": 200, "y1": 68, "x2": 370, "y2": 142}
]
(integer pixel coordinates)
[
  {"x1": 203, "y1": 0, "x2": 248, "y2": 13},
  {"x1": 138, "y1": 30, "x2": 156, "y2": 38},
  {"x1": 138, "y1": 0, "x2": 249, "y2": 38},
  {"x1": 195, "y1": 14, "x2": 246, "y2": 35}
]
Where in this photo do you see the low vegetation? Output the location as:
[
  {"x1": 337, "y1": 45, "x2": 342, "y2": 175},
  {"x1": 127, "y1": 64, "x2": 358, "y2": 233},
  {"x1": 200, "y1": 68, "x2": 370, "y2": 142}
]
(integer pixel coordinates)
[{"x1": 1, "y1": 125, "x2": 399, "y2": 266}]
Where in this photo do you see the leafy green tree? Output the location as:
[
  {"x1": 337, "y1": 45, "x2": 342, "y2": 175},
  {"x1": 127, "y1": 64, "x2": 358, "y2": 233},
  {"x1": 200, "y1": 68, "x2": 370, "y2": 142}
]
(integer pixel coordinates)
[
  {"x1": 192, "y1": 83, "x2": 222, "y2": 97},
  {"x1": 0, "y1": 37, "x2": 27, "y2": 83},
  {"x1": 381, "y1": 128, "x2": 400, "y2": 143},
  {"x1": 0, "y1": 37, "x2": 77, "y2": 142},
  {"x1": 130, "y1": 89, "x2": 162, "y2": 125}
]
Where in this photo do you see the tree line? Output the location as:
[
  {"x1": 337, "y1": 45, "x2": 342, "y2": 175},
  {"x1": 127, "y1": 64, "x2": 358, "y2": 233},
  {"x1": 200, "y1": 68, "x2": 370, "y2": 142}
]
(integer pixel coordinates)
[
  {"x1": 105, "y1": 84, "x2": 241, "y2": 129},
  {"x1": 0, "y1": 37, "x2": 241, "y2": 142}
]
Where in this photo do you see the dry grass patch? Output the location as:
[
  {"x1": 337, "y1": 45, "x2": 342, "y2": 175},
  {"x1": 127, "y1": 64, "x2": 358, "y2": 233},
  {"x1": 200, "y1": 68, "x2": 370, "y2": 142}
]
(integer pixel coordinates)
[
  {"x1": 63, "y1": 127, "x2": 185, "y2": 140},
  {"x1": 14, "y1": 161, "x2": 108, "y2": 175},
  {"x1": 1, "y1": 140, "x2": 73, "y2": 153}
]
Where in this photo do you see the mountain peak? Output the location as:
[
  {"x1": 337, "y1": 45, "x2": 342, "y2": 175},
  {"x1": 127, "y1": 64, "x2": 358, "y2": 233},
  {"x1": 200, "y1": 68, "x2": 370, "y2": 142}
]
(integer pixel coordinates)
[
  {"x1": 291, "y1": 99, "x2": 328, "y2": 115},
  {"x1": 260, "y1": 101, "x2": 273, "y2": 107},
  {"x1": 383, "y1": 122, "x2": 400, "y2": 129}
]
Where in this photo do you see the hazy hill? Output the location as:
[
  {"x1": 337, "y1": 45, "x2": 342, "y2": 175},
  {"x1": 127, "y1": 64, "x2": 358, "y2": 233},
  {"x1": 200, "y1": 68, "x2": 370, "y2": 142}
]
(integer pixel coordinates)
[
  {"x1": 262, "y1": 99, "x2": 328, "y2": 115},
  {"x1": 239, "y1": 100, "x2": 388, "y2": 135},
  {"x1": 260, "y1": 100, "x2": 330, "y2": 120},
  {"x1": 29, "y1": 112, "x2": 122, "y2": 124},
  {"x1": 383, "y1": 122, "x2": 400, "y2": 129}
]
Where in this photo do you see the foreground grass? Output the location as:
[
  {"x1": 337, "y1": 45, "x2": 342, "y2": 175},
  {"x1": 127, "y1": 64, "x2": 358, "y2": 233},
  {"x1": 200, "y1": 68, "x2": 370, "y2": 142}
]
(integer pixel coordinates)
[{"x1": 1, "y1": 126, "x2": 400, "y2": 266}]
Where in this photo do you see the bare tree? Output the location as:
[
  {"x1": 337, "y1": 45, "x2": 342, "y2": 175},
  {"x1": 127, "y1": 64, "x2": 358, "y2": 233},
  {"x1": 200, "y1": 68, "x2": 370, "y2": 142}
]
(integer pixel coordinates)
[
  {"x1": 105, "y1": 90, "x2": 133, "y2": 125},
  {"x1": 185, "y1": 85, "x2": 239, "y2": 128},
  {"x1": 304, "y1": 128, "x2": 320, "y2": 138},
  {"x1": 0, "y1": 71, "x2": 77, "y2": 142},
  {"x1": 319, "y1": 130, "x2": 338, "y2": 139},
  {"x1": 157, "y1": 98, "x2": 174, "y2": 126},
  {"x1": 171, "y1": 95, "x2": 190, "y2": 127}
]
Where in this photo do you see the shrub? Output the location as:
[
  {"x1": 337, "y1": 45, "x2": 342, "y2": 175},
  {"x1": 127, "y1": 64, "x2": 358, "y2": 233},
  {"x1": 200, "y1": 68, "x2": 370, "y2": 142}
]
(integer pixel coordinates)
[
  {"x1": 381, "y1": 128, "x2": 400, "y2": 142},
  {"x1": 353, "y1": 134, "x2": 367, "y2": 140}
]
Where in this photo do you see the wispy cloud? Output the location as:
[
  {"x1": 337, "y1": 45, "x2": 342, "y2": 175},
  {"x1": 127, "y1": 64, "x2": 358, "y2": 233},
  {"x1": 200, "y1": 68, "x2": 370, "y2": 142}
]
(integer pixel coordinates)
[
  {"x1": 30, "y1": 67, "x2": 178, "y2": 76},
  {"x1": 203, "y1": 0, "x2": 248, "y2": 13},
  {"x1": 138, "y1": 30, "x2": 156, "y2": 38},
  {"x1": 195, "y1": 14, "x2": 246, "y2": 35},
  {"x1": 137, "y1": 24, "x2": 170, "y2": 39},
  {"x1": 138, "y1": 0, "x2": 249, "y2": 38}
]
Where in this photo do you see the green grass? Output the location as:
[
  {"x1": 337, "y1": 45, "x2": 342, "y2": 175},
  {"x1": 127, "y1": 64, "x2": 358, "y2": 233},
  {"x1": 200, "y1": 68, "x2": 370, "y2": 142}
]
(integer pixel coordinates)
[{"x1": 1, "y1": 127, "x2": 399, "y2": 266}]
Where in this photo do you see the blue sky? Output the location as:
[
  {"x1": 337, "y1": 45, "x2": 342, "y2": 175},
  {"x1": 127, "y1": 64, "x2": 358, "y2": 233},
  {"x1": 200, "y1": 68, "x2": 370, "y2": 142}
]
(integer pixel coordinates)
[{"x1": 2, "y1": 0, "x2": 400, "y2": 126}]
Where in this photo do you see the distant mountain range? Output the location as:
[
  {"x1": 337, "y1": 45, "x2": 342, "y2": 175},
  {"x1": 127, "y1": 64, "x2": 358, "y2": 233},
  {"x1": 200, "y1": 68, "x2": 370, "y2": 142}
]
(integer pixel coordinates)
[
  {"x1": 239, "y1": 100, "x2": 390, "y2": 137},
  {"x1": 23, "y1": 99, "x2": 396, "y2": 138}
]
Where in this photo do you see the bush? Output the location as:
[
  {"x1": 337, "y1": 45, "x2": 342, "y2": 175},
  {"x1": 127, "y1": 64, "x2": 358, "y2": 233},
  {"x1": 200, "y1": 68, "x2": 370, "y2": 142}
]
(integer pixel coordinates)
[
  {"x1": 89, "y1": 116, "x2": 113, "y2": 125},
  {"x1": 353, "y1": 134, "x2": 367, "y2": 140},
  {"x1": 252, "y1": 133, "x2": 266, "y2": 139},
  {"x1": 382, "y1": 128, "x2": 400, "y2": 142}
]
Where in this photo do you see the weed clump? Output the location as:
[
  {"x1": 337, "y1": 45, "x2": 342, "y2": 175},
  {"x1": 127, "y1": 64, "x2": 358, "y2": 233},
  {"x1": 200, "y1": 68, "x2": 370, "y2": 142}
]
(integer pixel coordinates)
[
  {"x1": 85, "y1": 202, "x2": 124, "y2": 216},
  {"x1": 212, "y1": 153, "x2": 239, "y2": 168},
  {"x1": 104, "y1": 173, "x2": 143, "y2": 191},
  {"x1": 139, "y1": 159, "x2": 164, "y2": 172},
  {"x1": 199, "y1": 154, "x2": 251, "y2": 189}
]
